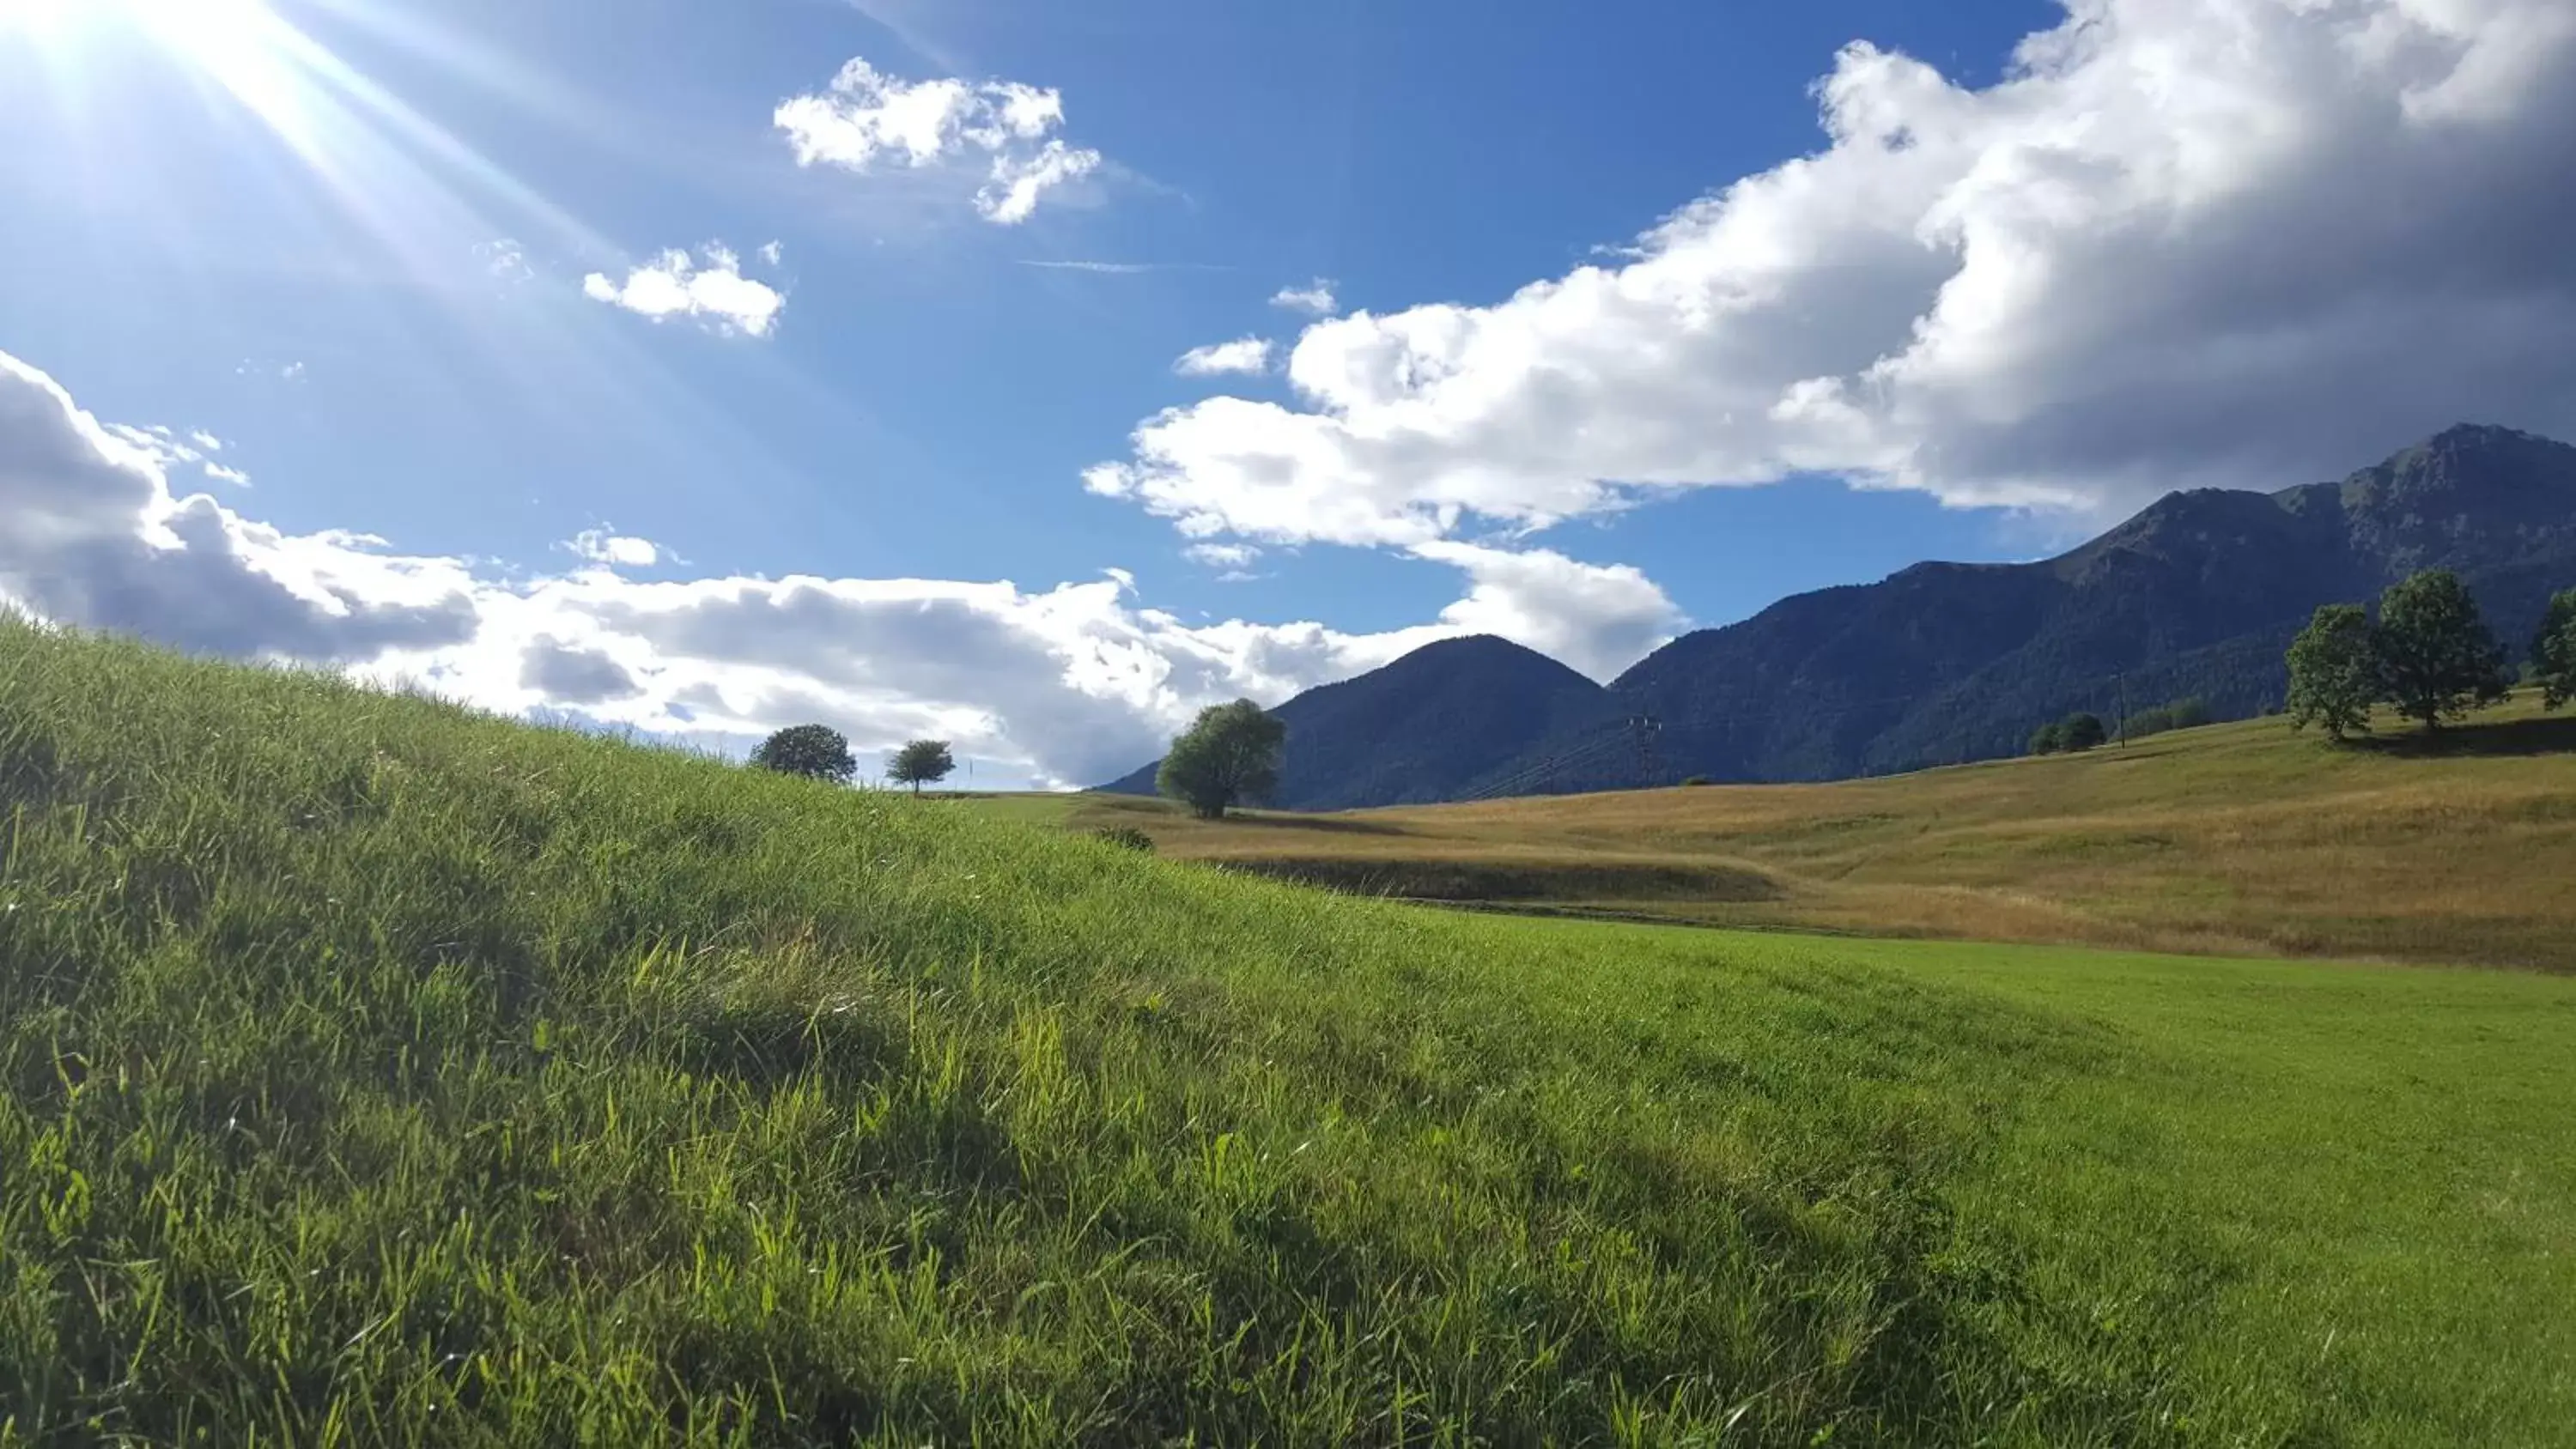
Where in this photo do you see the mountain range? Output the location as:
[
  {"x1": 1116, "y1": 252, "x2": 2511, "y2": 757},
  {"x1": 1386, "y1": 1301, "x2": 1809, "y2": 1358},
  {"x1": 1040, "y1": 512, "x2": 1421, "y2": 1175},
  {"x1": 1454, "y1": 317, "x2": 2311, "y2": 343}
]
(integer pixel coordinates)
[{"x1": 1103, "y1": 424, "x2": 2576, "y2": 809}]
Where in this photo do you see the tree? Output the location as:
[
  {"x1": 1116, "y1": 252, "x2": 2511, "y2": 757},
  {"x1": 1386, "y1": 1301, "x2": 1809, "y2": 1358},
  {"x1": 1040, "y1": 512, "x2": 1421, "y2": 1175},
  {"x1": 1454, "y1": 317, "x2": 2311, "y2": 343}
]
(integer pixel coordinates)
[
  {"x1": 750, "y1": 724, "x2": 857, "y2": 784},
  {"x1": 2287, "y1": 603, "x2": 2376, "y2": 741},
  {"x1": 2372, "y1": 569, "x2": 2510, "y2": 731},
  {"x1": 886, "y1": 738, "x2": 957, "y2": 795},
  {"x1": 2027, "y1": 721, "x2": 2065, "y2": 756},
  {"x1": 2057, "y1": 712, "x2": 2107, "y2": 753},
  {"x1": 1157, "y1": 700, "x2": 1286, "y2": 821},
  {"x1": 2536, "y1": 588, "x2": 2576, "y2": 712}
]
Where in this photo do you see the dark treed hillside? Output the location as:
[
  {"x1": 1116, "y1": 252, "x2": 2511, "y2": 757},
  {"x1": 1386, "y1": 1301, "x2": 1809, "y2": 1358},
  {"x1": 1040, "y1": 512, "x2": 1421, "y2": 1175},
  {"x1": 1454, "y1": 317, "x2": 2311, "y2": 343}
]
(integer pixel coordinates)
[
  {"x1": 1625, "y1": 423, "x2": 2576, "y2": 782},
  {"x1": 1103, "y1": 634, "x2": 1618, "y2": 809},
  {"x1": 1104, "y1": 424, "x2": 2576, "y2": 805}
]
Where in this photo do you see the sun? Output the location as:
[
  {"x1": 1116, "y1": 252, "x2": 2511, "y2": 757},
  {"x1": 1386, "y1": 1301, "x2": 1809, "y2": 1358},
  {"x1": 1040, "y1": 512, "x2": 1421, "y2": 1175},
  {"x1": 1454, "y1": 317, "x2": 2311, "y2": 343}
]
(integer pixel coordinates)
[
  {"x1": 1, "y1": 0, "x2": 284, "y2": 75},
  {"x1": 0, "y1": 0, "x2": 310, "y2": 140},
  {"x1": 0, "y1": 0, "x2": 74, "y2": 34}
]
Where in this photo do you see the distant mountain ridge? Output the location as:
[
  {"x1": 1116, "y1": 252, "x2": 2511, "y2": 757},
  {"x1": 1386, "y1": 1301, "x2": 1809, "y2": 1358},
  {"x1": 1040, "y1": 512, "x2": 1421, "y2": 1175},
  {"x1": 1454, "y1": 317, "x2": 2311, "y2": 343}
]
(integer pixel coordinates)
[{"x1": 1103, "y1": 425, "x2": 2576, "y2": 809}]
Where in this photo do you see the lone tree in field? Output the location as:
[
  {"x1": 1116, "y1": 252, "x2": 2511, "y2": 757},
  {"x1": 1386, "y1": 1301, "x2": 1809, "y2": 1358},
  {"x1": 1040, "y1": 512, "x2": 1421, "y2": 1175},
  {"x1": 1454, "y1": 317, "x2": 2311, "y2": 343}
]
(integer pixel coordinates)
[
  {"x1": 2057, "y1": 712, "x2": 2108, "y2": 753},
  {"x1": 2028, "y1": 720, "x2": 2065, "y2": 756},
  {"x1": 1157, "y1": 699, "x2": 1286, "y2": 820},
  {"x1": 2535, "y1": 587, "x2": 2576, "y2": 711},
  {"x1": 891, "y1": 741, "x2": 963, "y2": 797},
  {"x1": 2287, "y1": 603, "x2": 2377, "y2": 740},
  {"x1": 750, "y1": 724, "x2": 857, "y2": 784},
  {"x1": 886, "y1": 738, "x2": 957, "y2": 795},
  {"x1": 2372, "y1": 569, "x2": 2510, "y2": 732}
]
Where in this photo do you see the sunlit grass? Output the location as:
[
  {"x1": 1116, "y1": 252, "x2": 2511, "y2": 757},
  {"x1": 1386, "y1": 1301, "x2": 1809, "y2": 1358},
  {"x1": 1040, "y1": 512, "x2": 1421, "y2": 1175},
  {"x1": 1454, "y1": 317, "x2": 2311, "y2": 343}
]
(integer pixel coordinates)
[
  {"x1": 1033, "y1": 702, "x2": 2576, "y2": 968},
  {"x1": 4, "y1": 617, "x2": 2573, "y2": 1445}
]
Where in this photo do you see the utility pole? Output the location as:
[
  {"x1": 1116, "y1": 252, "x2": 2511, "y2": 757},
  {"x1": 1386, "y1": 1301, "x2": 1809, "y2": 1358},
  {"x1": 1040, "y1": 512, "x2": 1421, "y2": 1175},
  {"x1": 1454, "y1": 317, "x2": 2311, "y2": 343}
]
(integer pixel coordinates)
[
  {"x1": 1629, "y1": 715, "x2": 1664, "y2": 787},
  {"x1": 2117, "y1": 671, "x2": 2130, "y2": 747}
]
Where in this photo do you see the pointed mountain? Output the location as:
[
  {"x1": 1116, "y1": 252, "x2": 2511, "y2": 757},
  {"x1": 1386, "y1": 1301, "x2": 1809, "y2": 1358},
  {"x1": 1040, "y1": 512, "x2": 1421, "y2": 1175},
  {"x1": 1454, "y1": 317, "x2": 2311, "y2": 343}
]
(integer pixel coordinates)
[{"x1": 1099, "y1": 634, "x2": 1618, "y2": 810}]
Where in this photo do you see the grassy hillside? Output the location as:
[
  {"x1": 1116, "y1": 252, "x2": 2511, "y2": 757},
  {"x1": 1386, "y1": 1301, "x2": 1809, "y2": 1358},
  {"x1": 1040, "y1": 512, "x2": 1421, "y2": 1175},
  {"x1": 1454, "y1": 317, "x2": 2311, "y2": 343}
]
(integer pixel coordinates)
[
  {"x1": 1029, "y1": 701, "x2": 2576, "y2": 969},
  {"x1": 5, "y1": 620, "x2": 2575, "y2": 1445}
]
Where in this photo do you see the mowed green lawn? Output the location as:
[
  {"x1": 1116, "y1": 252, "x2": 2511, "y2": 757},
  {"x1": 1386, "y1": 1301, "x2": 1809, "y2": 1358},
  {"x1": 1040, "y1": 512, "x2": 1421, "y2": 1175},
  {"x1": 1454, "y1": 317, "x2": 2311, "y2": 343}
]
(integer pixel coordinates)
[{"x1": 3, "y1": 619, "x2": 2572, "y2": 1446}]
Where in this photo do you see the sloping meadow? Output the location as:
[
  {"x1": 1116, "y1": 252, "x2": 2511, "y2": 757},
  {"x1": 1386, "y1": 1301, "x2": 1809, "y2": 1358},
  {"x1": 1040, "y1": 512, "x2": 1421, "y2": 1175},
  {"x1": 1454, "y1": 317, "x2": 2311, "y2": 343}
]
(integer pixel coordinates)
[{"x1": 3, "y1": 619, "x2": 2570, "y2": 1445}]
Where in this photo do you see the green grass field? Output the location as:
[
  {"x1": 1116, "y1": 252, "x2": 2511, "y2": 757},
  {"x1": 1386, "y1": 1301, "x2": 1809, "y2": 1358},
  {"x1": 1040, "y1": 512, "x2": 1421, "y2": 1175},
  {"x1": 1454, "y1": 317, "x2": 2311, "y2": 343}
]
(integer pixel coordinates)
[
  {"x1": 5, "y1": 618, "x2": 2574, "y2": 1445},
  {"x1": 1012, "y1": 701, "x2": 2576, "y2": 970}
]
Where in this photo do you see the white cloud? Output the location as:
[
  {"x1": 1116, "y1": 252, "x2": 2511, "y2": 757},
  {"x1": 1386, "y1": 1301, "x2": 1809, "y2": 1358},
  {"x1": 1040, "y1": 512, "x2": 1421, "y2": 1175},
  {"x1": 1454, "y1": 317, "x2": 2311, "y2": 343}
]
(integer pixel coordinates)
[
  {"x1": 979, "y1": 140, "x2": 1103, "y2": 225},
  {"x1": 1412, "y1": 541, "x2": 1684, "y2": 681},
  {"x1": 103, "y1": 424, "x2": 252, "y2": 488},
  {"x1": 481, "y1": 239, "x2": 534, "y2": 283},
  {"x1": 0, "y1": 353, "x2": 477, "y2": 664},
  {"x1": 0, "y1": 348, "x2": 1675, "y2": 787},
  {"x1": 564, "y1": 529, "x2": 665, "y2": 569},
  {"x1": 775, "y1": 57, "x2": 1104, "y2": 225},
  {"x1": 1174, "y1": 337, "x2": 1274, "y2": 377},
  {"x1": 758, "y1": 240, "x2": 784, "y2": 266},
  {"x1": 1091, "y1": 0, "x2": 2576, "y2": 549},
  {"x1": 1182, "y1": 543, "x2": 1261, "y2": 569},
  {"x1": 583, "y1": 246, "x2": 786, "y2": 337},
  {"x1": 1270, "y1": 280, "x2": 1339, "y2": 317}
]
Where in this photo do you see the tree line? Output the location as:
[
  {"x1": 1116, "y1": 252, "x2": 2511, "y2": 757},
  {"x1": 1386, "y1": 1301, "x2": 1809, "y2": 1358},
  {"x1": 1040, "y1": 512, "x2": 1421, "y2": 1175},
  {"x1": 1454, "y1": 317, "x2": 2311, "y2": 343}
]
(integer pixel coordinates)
[
  {"x1": 2028, "y1": 697, "x2": 2214, "y2": 757},
  {"x1": 736, "y1": 700, "x2": 1293, "y2": 822},
  {"x1": 2287, "y1": 572, "x2": 2576, "y2": 739}
]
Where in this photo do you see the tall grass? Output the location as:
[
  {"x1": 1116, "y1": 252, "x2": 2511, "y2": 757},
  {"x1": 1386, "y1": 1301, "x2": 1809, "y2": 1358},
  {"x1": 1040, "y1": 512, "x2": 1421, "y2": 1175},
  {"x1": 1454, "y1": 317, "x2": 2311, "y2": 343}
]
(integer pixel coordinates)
[{"x1": 4, "y1": 619, "x2": 2573, "y2": 1445}]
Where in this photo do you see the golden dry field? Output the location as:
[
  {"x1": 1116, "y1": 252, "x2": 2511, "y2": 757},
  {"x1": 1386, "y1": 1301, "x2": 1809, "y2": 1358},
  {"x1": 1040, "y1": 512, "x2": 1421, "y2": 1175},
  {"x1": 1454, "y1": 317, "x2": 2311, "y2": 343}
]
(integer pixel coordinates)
[{"x1": 1010, "y1": 696, "x2": 2576, "y2": 969}]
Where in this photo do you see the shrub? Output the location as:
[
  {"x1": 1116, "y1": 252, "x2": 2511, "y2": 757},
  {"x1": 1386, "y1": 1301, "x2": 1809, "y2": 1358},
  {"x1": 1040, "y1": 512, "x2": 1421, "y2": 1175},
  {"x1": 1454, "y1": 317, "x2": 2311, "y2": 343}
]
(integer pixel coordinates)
[
  {"x1": 2127, "y1": 697, "x2": 2214, "y2": 739},
  {"x1": 1091, "y1": 825, "x2": 1157, "y2": 853},
  {"x1": 1680, "y1": 775, "x2": 1714, "y2": 787},
  {"x1": 2028, "y1": 722, "x2": 2065, "y2": 756}
]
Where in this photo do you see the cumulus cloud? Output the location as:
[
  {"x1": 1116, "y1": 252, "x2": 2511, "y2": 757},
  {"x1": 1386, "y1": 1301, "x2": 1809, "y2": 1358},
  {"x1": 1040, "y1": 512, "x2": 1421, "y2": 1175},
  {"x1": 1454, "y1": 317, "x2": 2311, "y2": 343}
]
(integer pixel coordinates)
[
  {"x1": 583, "y1": 246, "x2": 786, "y2": 337},
  {"x1": 1174, "y1": 337, "x2": 1274, "y2": 377},
  {"x1": 1270, "y1": 280, "x2": 1339, "y2": 317},
  {"x1": 0, "y1": 348, "x2": 1673, "y2": 786},
  {"x1": 0, "y1": 353, "x2": 477, "y2": 664},
  {"x1": 1413, "y1": 542, "x2": 1684, "y2": 681},
  {"x1": 519, "y1": 636, "x2": 644, "y2": 704},
  {"x1": 1091, "y1": 0, "x2": 2576, "y2": 548},
  {"x1": 775, "y1": 58, "x2": 1103, "y2": 224}
]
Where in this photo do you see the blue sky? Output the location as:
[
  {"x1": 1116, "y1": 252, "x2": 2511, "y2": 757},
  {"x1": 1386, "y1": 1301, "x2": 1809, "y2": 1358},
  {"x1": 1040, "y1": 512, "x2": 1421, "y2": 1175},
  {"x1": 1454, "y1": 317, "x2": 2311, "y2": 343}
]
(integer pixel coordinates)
[{"x1": 3, "y1": 0, "x2": 2573, "y2": 785}]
